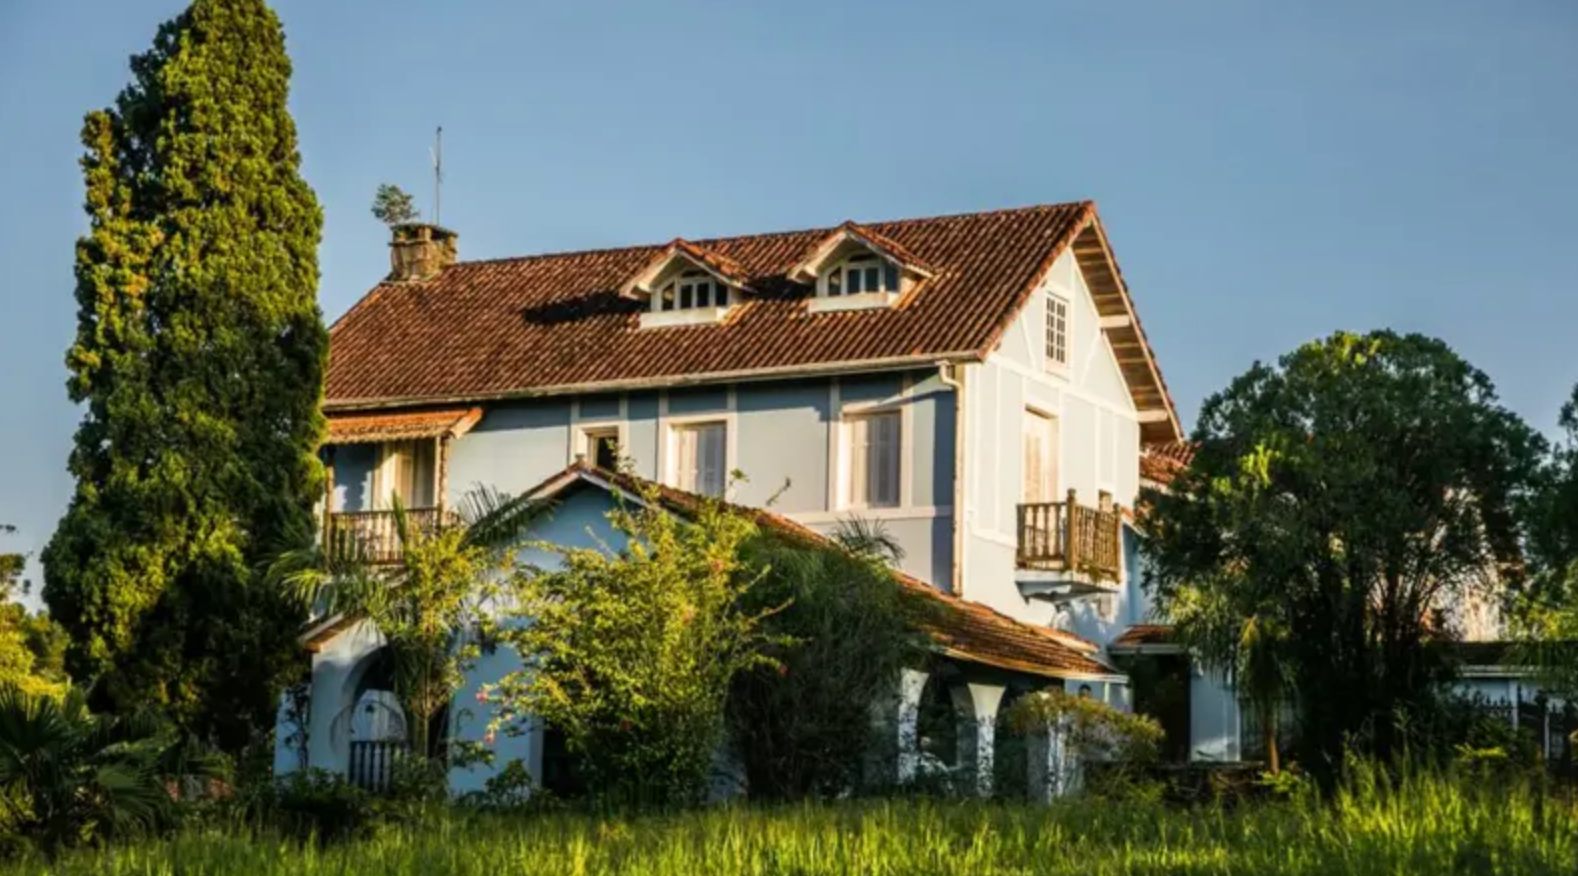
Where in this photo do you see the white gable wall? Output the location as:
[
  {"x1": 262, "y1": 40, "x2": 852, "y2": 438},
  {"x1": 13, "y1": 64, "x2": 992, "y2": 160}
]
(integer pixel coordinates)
[{"x1": 959, "y1": 248, "x2": 1142, "y2": 633}]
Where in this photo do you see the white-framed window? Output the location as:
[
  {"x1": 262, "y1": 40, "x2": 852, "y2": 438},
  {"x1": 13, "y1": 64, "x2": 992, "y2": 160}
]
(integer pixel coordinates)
[
  {"x1": 671, "y1": 421, "x2": 727, "y2": 497},
  {"x1": 657, "y1": 270, "x2": 730, "y2": 312},
  {"x1": 843, "y1": 410, "x2": 902, "y2": 508},
  {"x1": 374, "y1": 440, "x2": 436, "y2": 509},
  {"x1": 1022, "y1": 409, "x2": 1058, "y2": 504},
  {"x1": 580, "y1": 426, "x2": 621, "y2": 471},
  {"x1": 822, "y1": 256, "x2": 900, "y2": 298},
  {"x1": 1045, "y1": 290, "x2": 1069, "y2": 369}
]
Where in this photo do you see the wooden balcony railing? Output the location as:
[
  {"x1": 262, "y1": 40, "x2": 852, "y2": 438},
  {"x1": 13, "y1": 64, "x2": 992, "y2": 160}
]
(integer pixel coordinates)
[
  {"x1": 324, "y1": 508, "x2": 452, "y2": 565},
  {"x1": 1015, "y1": 491, "x2": 1122, "y2": 582}
]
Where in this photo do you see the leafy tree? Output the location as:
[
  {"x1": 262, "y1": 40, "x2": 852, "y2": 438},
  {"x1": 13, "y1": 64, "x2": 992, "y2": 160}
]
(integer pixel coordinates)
[
  {"x1": 371, "y1": 184, "x2": 420, "y2": 227},
  {"x1": 0, "y1": 527, "x2": 68, "y2": 698},
  {"x1": 42, "y1": 0, "x2": 327, "y2": 750},
  {"x1": 727, "y1": 519, "x2": 931, "y2": 800},
  {"x1": 1142, "y1": 331, "x2": 1542, "y2": 783},
  {"x1": 1511, "y1": 385, "x2": 1578, "y2": 696},
  {"x1": 0, "y1": 685, "x2": 224, "y2": 854},
  {"x1": 485, "y1": 483, "x2": 786, "y2": 807},
  {"x1": 274, "y1": 490, "x2": 543, "y2": 767}
]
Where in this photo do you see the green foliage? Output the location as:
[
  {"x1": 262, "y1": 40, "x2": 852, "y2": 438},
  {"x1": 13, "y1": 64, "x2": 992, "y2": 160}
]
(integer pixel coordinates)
[
  {"x1": 726, "y1": 518, "x2": 932, "y2": 800},
  {"x1": 274, "y1": 489, "x2": 543, "y2": 764},
  {"x1": 0, "y1": 685, "x2": 224, "y2": 855},
  {"x1": 237, "y1": 769, "x2": 376, "y2": 845},
  {"x1": 1006, "y1": 689, "x2": 1165, "y2": 765},
  {"x1": 370, "y1": 184, "x2": 420, "y2": 227},
  {"x1": 1142, "y1": 331, "x2": 1543, "y2": 782},
  {"x1": 42, "y1": 0, "x2": 327, "y2": 750},
  {"x1": 15, "y1": 767, "x2": 1578, "y2": 875},
  {"x1": 486, "y1": 482, "x2": 786, "y2": 807},
  {"x1": 1512, "y1": 384, "x2": 1578, "y2": 697},
  {"x1": 0, "y1": 527, "x2": 68, "y2": 699}
]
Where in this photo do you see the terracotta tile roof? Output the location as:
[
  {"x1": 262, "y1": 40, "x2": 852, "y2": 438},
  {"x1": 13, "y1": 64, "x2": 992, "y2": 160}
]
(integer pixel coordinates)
[
  {"x1": 1140, "y1": 440, "x2": 1196, "y2": 486},
  {"x1": 324, "y1": 407, "x2": 483, "y2": 445},
  {"x1": 521, "y1": 463, "x2": 1114, "y2": 679},
  {"x1": 1109, "y1": 624, "x2": 1178, "y2": 649},
  {"x1": 327, "y1": 203, "x2": 1181, "y2": 445}
]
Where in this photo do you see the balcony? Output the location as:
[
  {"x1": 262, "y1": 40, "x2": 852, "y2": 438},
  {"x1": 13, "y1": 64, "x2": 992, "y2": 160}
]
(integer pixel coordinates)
[
  {"x1": 324, "y1": 508, "x2": 454, "y2": 565},
  {"x1": 1015, "y1": 492, "x2": 1123, "y2": 601}
]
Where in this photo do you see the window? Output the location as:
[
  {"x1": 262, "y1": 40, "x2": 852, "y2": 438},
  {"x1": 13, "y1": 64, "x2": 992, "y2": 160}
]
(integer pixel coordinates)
[
  {"x1": 375, "y1": 440, "x2": 436, "y2": 509},
  {"x1": 845, "y1": 411, "x2": 901, "y2": 508},
  {"x1": 1022, "y1": 410, "x2": 1058, "y2": 503},
  {"x1": 672, "y1": 421, "x2": 727, "y2": 497},
  {"x1": 582, "y1": 427, "x2": 620, "y2": 471},
  {"x1": 658, "y1": 271, "x2": 729, "y2": 312},
  {"x1": 1045, "y1": 291, "x2": 1069, "y2": 368},
  {"x1": 823, "y1": 256, "x2": 900, "y2": 298}
]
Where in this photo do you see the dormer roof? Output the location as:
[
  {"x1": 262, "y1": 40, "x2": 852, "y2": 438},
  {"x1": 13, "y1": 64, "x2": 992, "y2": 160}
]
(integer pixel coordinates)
[
  {"x1": 787, "y1": 220, "x2": 935, "y2": 284},
  {"x1": 619, "y1": 238, "x2": 753, "y2": 299}
]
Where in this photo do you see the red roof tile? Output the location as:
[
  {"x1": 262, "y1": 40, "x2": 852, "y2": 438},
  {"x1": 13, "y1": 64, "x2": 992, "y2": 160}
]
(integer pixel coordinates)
[
  {"x1": 1140, "y1": 440, "x2": 1196, "y2": 486},
  {"x1": 327, "y1": 204, "x2": 1180, "y2": 444},
  {"x1": 325, "y1": 407, "x2": 483, "y2": 445},
  {"x1": 1110, "y1": 624, "x2": 1177, "y2": 649}
]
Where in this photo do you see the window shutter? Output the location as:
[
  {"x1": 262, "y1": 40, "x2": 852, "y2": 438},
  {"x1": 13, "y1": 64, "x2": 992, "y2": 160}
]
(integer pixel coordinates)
[
  {"x1": 675, "y1": 428, "x2": 696, "y2": 491},
  {"x1": 699, "y1": 423, "x2": 726, "y2": 497},
  {"x1": 848, "y1": 418, "x2": 868, "y2": 506}
]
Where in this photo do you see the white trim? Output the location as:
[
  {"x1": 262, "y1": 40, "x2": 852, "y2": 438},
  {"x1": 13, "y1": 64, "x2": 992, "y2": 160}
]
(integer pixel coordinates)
[
  {"x1": 639, "y1": 306, "x2": 729, "y2": 329},
  {"x1": 788, "y1": 505, "x2": 952, "y2": 525},
  {"x1": 807, "y1": 292, "x2": 899, "y2": 313},
  {"x1": 986, "y1": 353, "x2": 1142, "y2": 420}
]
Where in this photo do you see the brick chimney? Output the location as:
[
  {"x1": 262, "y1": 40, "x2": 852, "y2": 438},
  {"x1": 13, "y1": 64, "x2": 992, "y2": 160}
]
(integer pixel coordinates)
[{"x1": 388, "y1": 223, "x2": 458, "y2": 282}]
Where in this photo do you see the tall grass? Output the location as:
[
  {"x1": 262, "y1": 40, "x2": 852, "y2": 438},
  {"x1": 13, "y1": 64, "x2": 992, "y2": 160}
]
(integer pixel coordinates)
[{"x1": 14, "y1": 769, "x2": 1578, "y2": 875}]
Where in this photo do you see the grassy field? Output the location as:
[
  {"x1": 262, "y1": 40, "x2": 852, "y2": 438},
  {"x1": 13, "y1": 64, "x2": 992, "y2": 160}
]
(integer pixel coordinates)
[{"x1": 14, "y1": 770, "x2": 1578, "y2": 875}]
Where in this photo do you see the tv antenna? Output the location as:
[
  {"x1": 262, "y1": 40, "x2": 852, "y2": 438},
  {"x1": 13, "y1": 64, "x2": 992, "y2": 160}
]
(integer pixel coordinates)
[{"x1": 430, "y1": 125, "x2": 443, "y2": 226}]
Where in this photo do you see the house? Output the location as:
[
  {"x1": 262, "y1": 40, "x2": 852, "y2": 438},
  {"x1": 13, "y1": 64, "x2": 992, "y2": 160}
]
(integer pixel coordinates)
[{"x1": 281, "y1": 202, "x2": 1243, "y2": 795}]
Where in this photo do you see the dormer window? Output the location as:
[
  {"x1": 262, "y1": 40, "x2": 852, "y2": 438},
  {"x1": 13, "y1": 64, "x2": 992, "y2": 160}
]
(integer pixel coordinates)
[
  {"x1": 621, "y1": 239, "x2": 749, "y2": 329},
  {"x1": 790, "y1": 221, "x2": 932, "y2": 315},
  {"x1": 659, "y1": 271, "x2": 731, "y2": 312},
  {"x1": 824, "y1": 257, "x2": 900, "y2": 299}
]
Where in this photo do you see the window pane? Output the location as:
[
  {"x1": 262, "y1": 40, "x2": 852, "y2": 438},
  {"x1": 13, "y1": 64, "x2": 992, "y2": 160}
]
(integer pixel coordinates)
[
  {"x1": 884, "y1": 264, "x2": 899, "y2": 292},
  {"x1": 848, "y1": 268, "x2": 863, "y2": 294},
  {"x1": 680, "y1": 284, "x2": 694, "y2": 309},
  {"x1": 849, "y1": 412, "x2": 900, "y2": 508},
  {"x1": 1045, "y1": 293, "x2": 1068, "y2": 365},
  {"x1": 696, "y1": 282, "x2": 711, "y2": 308},
  {"x1": 698, "y1": 423, "x2": 726, "y2": 497},
  {"x1": 865, "y1": 267, "x2": 880, "y2": 293},
  {"x1": 661, "y1": 285, "x2": 675, "y2": 312}
]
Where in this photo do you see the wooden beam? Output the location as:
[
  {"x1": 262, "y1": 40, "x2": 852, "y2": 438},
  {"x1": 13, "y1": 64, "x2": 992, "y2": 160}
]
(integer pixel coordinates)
[
  {"x1": 1137, "y1": 409, "x2": 1172, "y2": 423},
  {"x1": 1098, "y1": 314, "x2": 1132, "y2": 330}
]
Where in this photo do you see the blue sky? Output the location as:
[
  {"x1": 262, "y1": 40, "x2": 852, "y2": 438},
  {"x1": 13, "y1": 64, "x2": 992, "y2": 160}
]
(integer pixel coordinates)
[{"x1": 2, "y1": 0, "x2": 1576, "y2": 597}]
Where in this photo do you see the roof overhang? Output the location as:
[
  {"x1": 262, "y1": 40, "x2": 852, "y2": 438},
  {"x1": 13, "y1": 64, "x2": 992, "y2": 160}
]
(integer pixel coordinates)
[
  {"x1": 619, "y1": 239, "x2": 752, "y2": 299},
  {"x1": 788, "y1": 221, "x2": 935, "y2": 285},
  {"x1": 324, "y1": 407, "x2": 483, "y2": 445}
]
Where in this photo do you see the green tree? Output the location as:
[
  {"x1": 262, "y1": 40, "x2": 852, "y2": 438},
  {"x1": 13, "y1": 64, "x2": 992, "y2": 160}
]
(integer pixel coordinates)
[
  {"x1": 371, "y1": 184, "x2": 420, "y2": 227},
  {"x1": 485, "y1": 483, "x2": 785, "y2": 807},
  {"x1": 274, "y1": 490, "x2": 543, "y2": 768},
  {"x1": 726, "y1": 519, "x2": 930, "y2": 800},
  {"x1": 1142, "y1": 331, "x2": 1542, "y2": 782},
  {"x1": 0, "y1": 527, "x2": 68, "y2": 698},
  {"x1": 42, "y1": 0, "x2": 327, "y2": 750},
  {"x1": 1511, "y1": 385, "x2": 1578, "y2": 695}
]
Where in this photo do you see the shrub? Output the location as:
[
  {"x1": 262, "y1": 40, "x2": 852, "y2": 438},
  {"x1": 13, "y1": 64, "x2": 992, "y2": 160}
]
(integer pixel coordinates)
[
  {"x1": 726, "y1": 522, "x2": 931, "y2": 800},
  {"x1": 1005, "y1": 689, "x2": 1164, "y2": 799},
  {"x1": 241, "y1": 769, "x2": 376, "y2": 845},
  {"x1": 487, "y1": 481, "x2": 785, "y2": 807}
]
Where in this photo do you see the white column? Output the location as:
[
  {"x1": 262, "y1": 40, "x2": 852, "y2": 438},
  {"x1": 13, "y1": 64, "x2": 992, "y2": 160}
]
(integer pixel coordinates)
[
  {"x1": 895, "y1": 668, "x2": 929, "y2": 783},
  {"x1": 951, "y1": 682, "x2": 1006, "y2": 797},
  {"x1": 1027, "y1": 716, "x2": 1080, "y2": 801}
]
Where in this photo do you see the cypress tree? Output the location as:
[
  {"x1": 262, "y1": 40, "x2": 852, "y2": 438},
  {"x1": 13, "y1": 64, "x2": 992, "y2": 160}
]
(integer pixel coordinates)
[{"x1": 43, "y1": 0, "x2": 326, "y2": 750}]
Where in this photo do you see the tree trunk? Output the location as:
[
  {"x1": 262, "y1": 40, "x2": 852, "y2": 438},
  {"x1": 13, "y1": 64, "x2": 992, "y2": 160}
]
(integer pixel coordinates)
[{"x1": 1264, "y1": 704, "x2": 1280, "y2": 775}]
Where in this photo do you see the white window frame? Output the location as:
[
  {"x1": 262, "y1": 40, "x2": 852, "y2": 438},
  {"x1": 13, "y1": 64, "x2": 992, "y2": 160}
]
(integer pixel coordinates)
[
  {"x1": 833, "y1": 387, "x2": 912, "y2": 510},
  {"x1": 373, "y1": 439, "x2": 437, "y2": 510},
  {"x1": 578, "y1": 424, "x2": 624, "y2": 470},
  {"x1": 839, "y1": 409, "x2": 903, "y2": 509},
  {"x1": 640, "y1": 268, "x2": 733, "y2": 329},
  {"x1": 1044, "y1": 288, "x2": 1070, "y2": 372},
  {"x1": 810, "y1": 253, "x2": 902, "y2": 314},
  {"x1": 663, "y1": 415, "x2": 732, "y2": 498}
]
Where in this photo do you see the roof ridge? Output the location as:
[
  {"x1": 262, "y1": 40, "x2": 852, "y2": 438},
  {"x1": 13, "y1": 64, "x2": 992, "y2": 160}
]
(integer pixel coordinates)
[{"x1": 433, "y1": 202, "x2": 1091, "y2": 270}]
